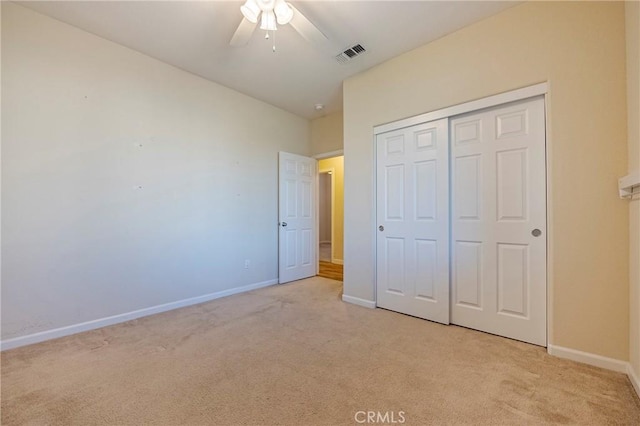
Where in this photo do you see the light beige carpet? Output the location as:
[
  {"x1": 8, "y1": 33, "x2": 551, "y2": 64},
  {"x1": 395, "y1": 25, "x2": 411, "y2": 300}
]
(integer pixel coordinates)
[{"x1": 2, "y1": 277, "x2": 639, "y2": 425}]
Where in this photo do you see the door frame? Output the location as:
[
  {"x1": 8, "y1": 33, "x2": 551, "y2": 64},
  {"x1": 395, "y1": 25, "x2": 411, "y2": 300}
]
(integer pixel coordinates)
[
  {"x1": 314, "y1": 149, "x2": 344, "y2": 269},
  {"x1": 372, "y1": 82, "x2": 552, "y2": 346},
  {"x1": 314, "y1": 149, "x2": 344, "y2": 160}
]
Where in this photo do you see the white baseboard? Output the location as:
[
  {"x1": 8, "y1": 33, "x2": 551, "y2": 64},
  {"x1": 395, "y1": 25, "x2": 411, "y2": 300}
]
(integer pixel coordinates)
[
  {"x1": 547, "y1": 344, "x2": 628, "y2": 373},
  {"x1": 541, "y1": 345, "x2": 640, "y2": 399},
  {"x1": 342, "y1": 294, "x2": 376, "y2": 309},
  {"x1": 0, "y1": 278, "x2": 278, "y2": 351},
  {"x1": 331, "y1": 258, "x2": 343, "y2": 265},
  {"x1": 627, "y1": 363, "x2": 640, "y2": 397}
]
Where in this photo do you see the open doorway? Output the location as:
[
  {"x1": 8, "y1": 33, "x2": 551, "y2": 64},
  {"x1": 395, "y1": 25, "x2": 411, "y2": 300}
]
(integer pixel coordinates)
[
  {"x1": 319, "y1": 171, "x2": 333, "y2": 261},
  {"x1": 317, "y1": 155, "x2": 344, "y2": 281}
]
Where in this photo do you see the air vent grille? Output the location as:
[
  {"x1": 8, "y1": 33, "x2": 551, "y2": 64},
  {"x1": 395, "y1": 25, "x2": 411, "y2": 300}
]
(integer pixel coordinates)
[{"x1": 335, "y1": 44, "x2": 367, "y2": 64}]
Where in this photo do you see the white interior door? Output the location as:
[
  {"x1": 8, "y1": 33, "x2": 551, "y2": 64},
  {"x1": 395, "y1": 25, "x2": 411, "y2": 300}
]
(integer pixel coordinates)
[
  {"x1": 278, "y1": 152, "x2": 317, "y2": 284},
  {"x1": 450, "y1": 96, "x2": 547, "y2": 346},
  {"x1": 375, "y1": 119, "x2": 450, "y2": 324}
]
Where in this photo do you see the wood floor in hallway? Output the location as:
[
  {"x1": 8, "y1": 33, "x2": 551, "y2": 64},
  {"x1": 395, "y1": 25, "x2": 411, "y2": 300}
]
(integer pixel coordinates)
[{"x1": 318, "y1": 260, "x2": 343, "y2": 281}]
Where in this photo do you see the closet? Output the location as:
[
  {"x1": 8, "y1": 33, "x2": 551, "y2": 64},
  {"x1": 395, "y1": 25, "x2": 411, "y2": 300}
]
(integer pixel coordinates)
[{"x1": 375, "y1": 95, "x2": 547, "y2": 346}]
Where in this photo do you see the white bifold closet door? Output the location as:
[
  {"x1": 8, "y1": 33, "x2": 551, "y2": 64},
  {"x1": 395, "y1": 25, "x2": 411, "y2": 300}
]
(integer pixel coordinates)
[
  {"x1": 450, "y1": 96, "x2": 546, "y2": 346},
  {"x1": 375, "y1": 119, "x2": 450, "y2": 324}
]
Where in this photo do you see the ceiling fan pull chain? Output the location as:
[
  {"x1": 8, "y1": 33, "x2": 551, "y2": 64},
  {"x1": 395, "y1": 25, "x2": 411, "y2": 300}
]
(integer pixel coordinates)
[{"x1": 272, "y1": 30, "x2": 276, "y2": 52}]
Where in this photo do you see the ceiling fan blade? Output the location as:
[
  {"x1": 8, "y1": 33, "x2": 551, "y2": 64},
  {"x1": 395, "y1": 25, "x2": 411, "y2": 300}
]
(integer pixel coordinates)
[
  {"x1": 230, "y1": 18, "x2": 257, "y2": 47},
  {"x1": 288, "y1": 4, "x2": 335, "y2": 53}
]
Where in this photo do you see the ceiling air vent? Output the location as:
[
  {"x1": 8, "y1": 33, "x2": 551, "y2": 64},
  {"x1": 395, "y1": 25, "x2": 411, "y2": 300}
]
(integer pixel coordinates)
[{"x1": 335, "y1": 44, "x2": 367, "y2": 64}]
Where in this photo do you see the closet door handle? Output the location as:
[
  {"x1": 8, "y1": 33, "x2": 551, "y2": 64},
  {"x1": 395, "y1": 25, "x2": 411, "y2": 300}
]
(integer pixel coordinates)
[{"x1": 379, "y1": 225, "x2": 384, "y2": 232}]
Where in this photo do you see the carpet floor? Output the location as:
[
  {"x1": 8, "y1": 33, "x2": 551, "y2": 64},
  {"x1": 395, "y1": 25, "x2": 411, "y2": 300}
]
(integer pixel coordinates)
[{"x1": 2, "y1": 277, "x2": 639, "y2": 425}]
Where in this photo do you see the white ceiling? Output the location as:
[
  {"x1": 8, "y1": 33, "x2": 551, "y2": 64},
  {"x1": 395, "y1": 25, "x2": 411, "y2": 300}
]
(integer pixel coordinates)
[{"x1": 18, "y1": 1, "x2": 519, "y2": 119}]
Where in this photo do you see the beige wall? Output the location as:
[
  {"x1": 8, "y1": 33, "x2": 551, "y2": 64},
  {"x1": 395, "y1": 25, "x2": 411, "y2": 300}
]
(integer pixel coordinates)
[
  {"x1": 311, "y1": 111, "x2": 343, "y2": 155},
  {"x1": 318, "y1": 156, "x2": 344, "y2": 263},
  {"x1": 343, "y1": 2, "x2": 629, "y2": 360},
  {"x1": 627, "y1": 0, "x2": 640, "y2": 378},
  {"x1": 1, "y1": 3, "x2": 310, "y2": 341}
]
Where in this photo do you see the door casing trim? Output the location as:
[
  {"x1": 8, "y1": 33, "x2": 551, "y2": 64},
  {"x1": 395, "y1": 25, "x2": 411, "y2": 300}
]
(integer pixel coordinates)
[{"x1": 374, "y1": 83, "x2": 548, "y2": 136}]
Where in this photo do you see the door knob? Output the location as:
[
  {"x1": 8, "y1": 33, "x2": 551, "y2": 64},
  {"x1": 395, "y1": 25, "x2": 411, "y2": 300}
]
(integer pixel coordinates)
[
  {"x1": 281, "y1": 222, "x2": 287, "y2": 227},
  {"x1": 379, "y1": 225, "x2": 384, "y2": 231},
  {"x1": 531, "y1": 228, "x2": 541, "y2": 237}
]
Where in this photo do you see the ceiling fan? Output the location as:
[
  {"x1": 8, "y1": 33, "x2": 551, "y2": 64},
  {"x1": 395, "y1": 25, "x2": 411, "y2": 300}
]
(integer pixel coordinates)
[{"x1": 230, "y1": 0, "x2": 332, "y2": 52}]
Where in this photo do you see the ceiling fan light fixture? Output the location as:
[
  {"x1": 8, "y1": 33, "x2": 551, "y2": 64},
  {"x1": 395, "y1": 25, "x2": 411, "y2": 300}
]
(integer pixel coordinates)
[
  {"x1": 240, "y1": 0, "x2": 261, "y2": 23},
  {"x1": 260, "y1": 10, "x2": 277, "y2": 31},
  {"x1": 274, "y1": 0, "x2": 293, "y2": 25}
]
